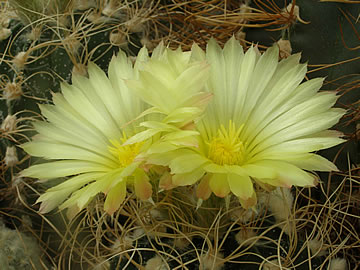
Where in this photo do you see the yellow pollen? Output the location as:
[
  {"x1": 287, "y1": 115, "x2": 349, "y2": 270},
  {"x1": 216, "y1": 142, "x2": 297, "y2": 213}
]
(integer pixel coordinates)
[
  {"x1": 207, "y1": 121, "x2": 245, "y2": 166},
  {"x1": 108, "y1": 132, "x2": 142, "y2": 167}
]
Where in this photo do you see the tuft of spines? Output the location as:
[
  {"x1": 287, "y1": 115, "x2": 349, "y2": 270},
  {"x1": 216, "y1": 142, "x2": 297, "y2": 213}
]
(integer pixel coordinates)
[
  {"x1": 4, "y1": 146, "x2": 18, "y2": 167},
  {"x1": 329, "y1": 258, "x2": 348, "y2": 270},
  {"x1": 200, "y1": 250, "x2": 224, "y2": 270},
  {"x1": 145, "y1": 255, "x2": 167, "y2": 270}
]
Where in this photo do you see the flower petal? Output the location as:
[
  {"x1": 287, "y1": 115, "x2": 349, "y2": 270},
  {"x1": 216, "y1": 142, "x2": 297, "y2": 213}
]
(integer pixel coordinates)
[
  {"x1": 204, "y1": 163, "x2": 229, "y2": 174},
  {"x1": 163, "y1": 107, "x2": 203, "y2": 125},
  {"x1": 36, "y1": 172, "x2": 102, "y2": 213},
  {"x1": 227, "y1": 173, "x2": 254, "y2": 200},
  {"x1": 282, "y1": 153, "x2": 339, "y2": 172},
  {"x1": 147, "y1": 149, "x2": 193, "y2": 167},
  {"x1": 59, "y1": 179, "x2": 106, "y2": 212},
  {"x1": 159, "y1": 171, "x2": 175, "y2": 190},
  {"x1": 32, "y1": 120, "x2": 109, "y2": 155},
  {"x1": 238, "y1": 44, "x2": 279, "y2": 124},
  {"x1": 123, "y1": 128, "x2": 161, "y2": 146},
  {"x1": 169, "y1": 153, "x2": 209, "y2": 174},
  {"x1": 134, "y1": 169, "x2": 152, "y2": 200},
  {"x1": 254, "y1": 160, "x2": 317, "y2": 187},
  {"x1": 21, "y1": 160, "x2": 108, "y2": 180},
  {"x1": 37, "y1": 189, "x2": 72, "y2": 214},
  {"x1": 172, "y1": 167, "x2": 205, "y2": 186},
  {"x1": 196, "y1": 174, "x2": 212, "y2": 200},
  {"x1": 250, "y1": 136, "x2": 345, "y2": 161},
  {"x1": 104, "y1": 180, "x2": 127, "y2": 215},
  {"x1": 240, "y1": 163, "x2": 278, "y2": 179},
  {"x1": 209, "y1": 173, "x2": 230, "y2": 197},
  {"x1": 21, "y1": 141, "x2": 117, "y2": 167},
  {"x1": 238, "y1": 191, "x2": 257, "y2": 209}
]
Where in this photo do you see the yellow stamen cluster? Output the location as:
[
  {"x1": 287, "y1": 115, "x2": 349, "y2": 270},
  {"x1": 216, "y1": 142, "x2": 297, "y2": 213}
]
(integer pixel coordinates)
[
  {"x1": 207, "y1": 121, "x2": 245, "y2": 166},
  {"x1": 109, "y1": 132, "x2": 143, "y2": 167}
]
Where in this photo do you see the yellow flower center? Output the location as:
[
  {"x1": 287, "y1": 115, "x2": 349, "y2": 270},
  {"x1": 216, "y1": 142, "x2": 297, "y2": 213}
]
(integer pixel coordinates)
[
  {"x1": 207, "y1": 121, "x2": 245, "y2": 166},
  {"x1": 108, "y1": 132, "x2": 143, "y2": 167}
]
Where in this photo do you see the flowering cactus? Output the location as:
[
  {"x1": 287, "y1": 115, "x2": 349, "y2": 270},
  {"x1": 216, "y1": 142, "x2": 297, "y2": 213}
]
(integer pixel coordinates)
[
  {"x1": 136, "y1": 37, "x2": 345, "y2": 208},
  {"x1": 21, "y1": 49, "x2": 153, "y2": 217},
  {"x1": 21, "y1": 37, "x2": 345, "y2": 218},
  {"x1": 20, "y1": 42, "x2": 210, "y2": 218}
]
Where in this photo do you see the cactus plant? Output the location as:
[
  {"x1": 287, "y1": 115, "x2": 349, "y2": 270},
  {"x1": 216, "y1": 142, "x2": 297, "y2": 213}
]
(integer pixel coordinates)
[
  {"x1": 0, "y1": 0, "x2": 359, "y2": 269},
  {"x1": 0, "y1": 218, "x2": 50, "y2": 269}
]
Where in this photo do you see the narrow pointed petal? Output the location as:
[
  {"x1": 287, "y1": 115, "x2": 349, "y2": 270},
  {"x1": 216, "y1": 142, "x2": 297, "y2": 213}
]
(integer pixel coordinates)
[
  {"x1": 284, "y1": 153, "x2": 339, "y2": 172},
  {"x1": 238, "y1": 191, "x2": 257, "y2": 209},
  {"x1": 21, "y1": 161, "x2": 108, "y2": 179},
  {"x1": 227, "y1": 173, "x2": 254, "y2": 200},
  {"x1": 36, "y1": 173, "x2": 101, "y2": 213},
  {"x1": 37, "y1": 189, "x2": 72, "y2": 214},
  {"x1": 254, "y1": 160, "x2": 317, "y2": 187},
  {"x1": 172, "y1": 167, "x2": 205, "y2": 186},
  {"x1": 209, "y1": 173, "x2": 230, "y2": 197},
  {"x1": 169, "y1": 154, "x2": 209, "y2": 174},
  {"x1": 59, "y1": 180, "x2": 103, "y2": 212},
  {"x1": 196, "y1": 174, "x2": 212, "y2": 200},
  {"x1": 22, "y1": 47, "x2": 151, "y2": 218},
  {"x1": 21, "y1": 141, "x2": 117, "y2": 167},
  {"x1": 104, "y1": 180, "x2": 127, "y2": 215},
  {"x1": 159, "y1": 171, "x2": 175, "y2": 190},
  {"x1": 134, "y1": 169, "x2": 152, "y2": 200}
]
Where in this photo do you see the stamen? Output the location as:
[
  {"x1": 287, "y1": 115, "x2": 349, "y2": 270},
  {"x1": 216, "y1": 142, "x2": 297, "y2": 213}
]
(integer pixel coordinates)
[
  {"x1": 207, "y1": 121, "x2": 245, "y2": 166},
  {"x1": 108, "y1": 132, "x2": 143, "y2": 167}
]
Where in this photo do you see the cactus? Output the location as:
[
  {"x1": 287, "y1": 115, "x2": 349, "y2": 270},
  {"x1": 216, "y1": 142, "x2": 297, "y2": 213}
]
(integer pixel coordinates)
[
  {"x1": 0, "y1": 0, "x2": 157, "y2": 202},
  {"x1": 100, "y1": 187, "x2": 327, "y2": 270},
  {"x1": 0, "y1": 0, "x2": 359, "y2": 269},
  {"x1": 0, "y1": 218, "x2": 50, "y2": 269},
  {"x1": 0, "y1": 1, "x2": 158, "y2": 268}
]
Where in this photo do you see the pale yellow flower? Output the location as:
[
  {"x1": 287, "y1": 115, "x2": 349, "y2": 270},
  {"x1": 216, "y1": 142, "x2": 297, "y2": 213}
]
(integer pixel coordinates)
[
  {"x1": 146, "y1": 37, "x2": 346, "y2": 207},
  {"x1": 21, "y1": 49, "x2": 153, "y2": 218},
  {"x1": 123, "y1": 44, "x2": 211, "y2": 147},
  {"x1": 21, "y1": 42, "x2": 211, "y2": 218}
]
